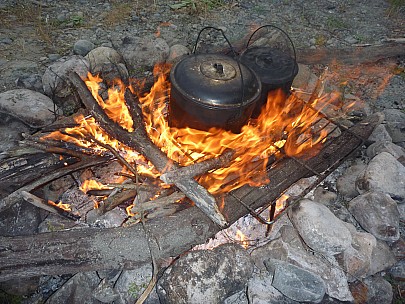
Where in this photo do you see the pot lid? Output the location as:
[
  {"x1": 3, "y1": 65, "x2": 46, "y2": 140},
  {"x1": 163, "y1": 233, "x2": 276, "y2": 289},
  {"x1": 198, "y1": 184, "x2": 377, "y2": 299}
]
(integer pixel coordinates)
[
  {"x1": 170, "y1": 54, "x2": 261, "y2": 108},
  {"x1": 240, "y1": 47, "x2": 298, "y2": 86}
]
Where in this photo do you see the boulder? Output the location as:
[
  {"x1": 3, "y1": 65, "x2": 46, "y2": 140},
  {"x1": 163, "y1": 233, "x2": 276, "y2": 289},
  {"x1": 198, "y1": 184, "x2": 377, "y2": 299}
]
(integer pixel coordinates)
[{"x1": 336, "y1": 163, "x2": 366, "y2": 199}]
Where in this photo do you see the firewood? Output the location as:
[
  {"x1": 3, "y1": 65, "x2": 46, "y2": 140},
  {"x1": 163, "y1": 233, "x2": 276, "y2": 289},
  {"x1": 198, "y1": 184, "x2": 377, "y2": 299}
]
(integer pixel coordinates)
[
  {"x1": 160, "y1": 149, "x2": 235, "y2": 184},
  {"x1": 0, "y1": 113, "x2": 383, "y2": 281},
  {"x1": 69, "y1": 72, "x2": 227, "y2": 227},
  {"x1": 21, "y1": 191, "x2": 80, "y2": 221}
]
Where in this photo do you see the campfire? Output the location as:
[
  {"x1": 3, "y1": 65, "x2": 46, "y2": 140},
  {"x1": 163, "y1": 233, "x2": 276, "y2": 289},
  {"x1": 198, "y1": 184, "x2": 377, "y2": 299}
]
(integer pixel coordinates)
[{"x1": 33, "y1": 61, "x2": 345, "y2": 227}]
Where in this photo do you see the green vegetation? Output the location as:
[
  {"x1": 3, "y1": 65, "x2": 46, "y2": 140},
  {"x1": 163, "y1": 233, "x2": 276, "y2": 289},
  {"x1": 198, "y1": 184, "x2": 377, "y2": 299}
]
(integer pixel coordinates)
[
  {"x1": 169, "y1": 0, "x2": 224, "y2": 13},
  {"x1": 387, "y1": 0, "x2": 405, "y2": 15},
  {"x1": 326, "y1": 16, "x2": 347, "y2": 31},
  {"x1": 128, "y1": 281, "x2": 148, "y2": 298}
]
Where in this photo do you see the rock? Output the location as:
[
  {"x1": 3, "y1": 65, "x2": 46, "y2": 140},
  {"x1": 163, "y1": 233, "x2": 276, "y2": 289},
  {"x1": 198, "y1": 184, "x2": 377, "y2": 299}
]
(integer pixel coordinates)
[
  {"x1": 368, "y1": 240, "x2": 397, "y2": 276},
  {"x1": 366, "y1": 140, "x2": 405, "y2": 160},
  {"x1": 390, "y1": 260, "x2": 405, "y2": 280},
  {"x1": 224, "y1": 290, "x2": 248, "y2": 304},
  {"x1": 363, "y1": 276, "x2": 393, "y2": 304},
  {"x1": 114, "y1": 264, "x2": 153, "y2": 304},
  {"x1": 42, "y1": 55, "x2": 90, "y2": 115},
  {"x1": 313, "y1": 187, "x2": 337, "y2": 205},
  {"x1": 0, "y1": 89, "x2": 56, "y2": 128},
  {"x1": 86, "y1": 207, "x2": 126, "y2": 228},
  {"x1": 121, "y1": 36, "x2": 169, "y2": 73},
  {"x1": 383, "y1": 109, "x2": 405, "y2": 144},
  {"x1": 265, "y1": 258, "x2": 326, "y2": 303},
  {"x1": 85, "y1": 46, "x2": 123, "y2": 74},
  {"x1": 367, "y1": 124, "x2": 392, "y2": 143},
  {"x1": 348, "y1": 191, "x2": 400, "y2": 241},
  {"x1": 251, "y1": 225, "x2": 353, "y2": 302},
  {"x1": 0, "y1": 113, "x2": 31, "y2": 153},
  {"x1": 338, "y1": 223, "x2": 377, "y2": 281},
  {"x1": 44, "y1": 272, "x2": 101, "y2": 304},
  {"x1": 97, "y1": 62, "x2": 129, "y2": 85},
  {"x1": 0, "y1": 277, "x2": 40, "y2": 296},
  {"x1": 336, "y1": 163, "x2": 367, "y2": 199},
  {"x1": 167, "y1": 44, "x2": 190, "y2": 63},
  {"x1": 0, "y1": 202, "x2": 42, "y2": 236},
  {"x1": 247, "y1": 271, "x2": 298, "y2": 304},
  {"x1": 157, "y1": 243, "x2": 253, "y2": 304},
  {"x1": 15, "y1": 73, "x2": 43, "y2": 92},
  {"x1": 356, "y1": 152, "x2": 405, "y2": 203},
  {"x1": 390, "y1": 237, "x2": 405, "y2": 259},
  {"x1": 289, "y1": 199, "x2": 352, "y2": 255},
  {"x1": 92, "y1": 278, "x2": 119, "y2": 303},
  {"x1": 73, "y1": 39, "x2": 95, "y2": 56}
]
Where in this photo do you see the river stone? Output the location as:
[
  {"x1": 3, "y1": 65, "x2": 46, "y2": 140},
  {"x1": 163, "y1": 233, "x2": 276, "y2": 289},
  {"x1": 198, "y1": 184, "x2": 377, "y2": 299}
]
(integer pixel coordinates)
[
  {"x1": 369, "y1": 240, "x2": 397, "y2": 276},
  {"x1": 157, "y1": 243, "x2": 253, "y2": 304},
  {"x1": 0, "y1": 113, "x2": 31, "y2": 153},
  {"x1": 265, "y1": 258, "x2": 326, "y2": 303},
  {"x1": 223, "y1": 290, "x2": 248, "y2": 304},
  {"x1": 85, "y1": 46, "x2": 124, "y2": 74},
  {"x1": 121, "y1": 36, "x2": 169, "y2": 72},
  {"x1": 313, "y1": 187, "x2": 337, "y2": 205},
  {"x1": 348, "y1": 191, "x2": 400, "y2": 241},
  {"x1": 73, "y1": 39, "x2": 95, "y2": 56},
  {"x1": 45, "y1": 272, "x2": 101, "y2": 304},
  {"x1": 0, "y1": 202, "x2": 42, "y2": 236},
  {"x1": 356, "y1": 152, "x2": 405, "y2": 202},
  {"x1": 289, "y1": 199, "x2": 352, "y2": 255},
  {"x1": 383, "y1": 109, "x2": 405, "y2": 144},
  {"x1": 42, "y1": 55, "x2": 89, "y2": 115},
  {"x1": 0, "y1": 89, "x2": 55, "y2": 128},
  {"x1": 167, "y1": 44, "x2": 190, "y2": 63},
  {"x1": 338, "y1": 223, "x2": 377, "y2": 281},
  {"x1": 366, "y1": 140, "x2": 405, "y2": 160},
  {"x1": 367, "y1": 124, "x2": 392, "y2": 143},
  {"x1": 247, "y1": 271, "x2": 299, "y2": 304},
  {"x1": 362, "y1": 276, "x2": 393, "y2": 304},
  {"x1": 336, "y1": 163, "x2": 367, "y2": 199},
  {"x1": 251, "y1": 225, "x2": 353, "y2": 302}
]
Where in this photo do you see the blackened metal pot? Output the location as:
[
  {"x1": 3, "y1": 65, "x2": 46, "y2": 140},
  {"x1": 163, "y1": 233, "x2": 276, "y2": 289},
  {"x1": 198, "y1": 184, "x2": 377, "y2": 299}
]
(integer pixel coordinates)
[
  {"x1": 240, "y1": 25, "x2": 299, "y2": 118},
  {"x1": 169, "y1": 53, "x2": 262, "y2": 133}
]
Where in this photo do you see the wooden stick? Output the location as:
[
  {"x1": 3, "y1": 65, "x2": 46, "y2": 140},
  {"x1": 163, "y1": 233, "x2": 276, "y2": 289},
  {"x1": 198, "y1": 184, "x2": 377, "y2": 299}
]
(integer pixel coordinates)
[
  {"x1": 160, "y1": 149, "x2": 235, "y2": 184},
  {"x1": 21, "y1": 191, "x2": 80, "y2": 221},
  {"x1": 69, "y1": 72, "x2": 227, "y2": 227}
]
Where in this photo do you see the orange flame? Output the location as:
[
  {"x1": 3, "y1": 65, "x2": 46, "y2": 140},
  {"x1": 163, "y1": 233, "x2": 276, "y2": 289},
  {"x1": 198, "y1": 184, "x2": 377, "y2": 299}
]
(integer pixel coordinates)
[
  {"x1": 80, "y1": 179, "x2": 110, "y2": 194},
  {"x1": 44, "y1": 65, "x2": 343, "y2": 198},
  {"x1": 236, "y1": 229, "x2": 249, "y2": 249},
  {"x1": 48, "y1": 200, "x2": 71, "y2": 212}
]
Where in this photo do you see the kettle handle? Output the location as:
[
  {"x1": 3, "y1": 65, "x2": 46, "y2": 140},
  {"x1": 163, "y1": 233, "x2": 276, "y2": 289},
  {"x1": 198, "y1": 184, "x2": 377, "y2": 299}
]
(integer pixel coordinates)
[
  {"x1": 192, "y1": 27, "x2": 248, "y2": 109},
  {"x1": 245, "y1": 24, "x2": 297, "y2": 64}
]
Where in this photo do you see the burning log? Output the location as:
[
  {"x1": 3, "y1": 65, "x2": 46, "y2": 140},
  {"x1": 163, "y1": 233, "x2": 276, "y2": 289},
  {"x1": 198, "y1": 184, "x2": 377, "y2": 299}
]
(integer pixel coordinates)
[
  {"x1": 69, "y1": 72, "x2": 228, "y2": 227},
  {"x1": 0, "y1": 112, "x2": 383, "y2": 281}
]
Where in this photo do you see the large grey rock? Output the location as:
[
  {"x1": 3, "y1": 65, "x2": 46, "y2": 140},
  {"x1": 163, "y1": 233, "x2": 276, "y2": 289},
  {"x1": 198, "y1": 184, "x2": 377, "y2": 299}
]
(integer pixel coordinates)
[
  {"x1": 73, "y1": 39, "x2": 95, "y2": 56},
  {"x1": 366, "y1": 140, "x2": 405, "y2": 160},
  {"x1": 0, "y1": 202, "x2": 41, "y2": 236},
  {"x1": 224, "y1": 290, "x2": 248, "y2": 304},
  {"x1": 0, "y1": 89, "x2": 55, "y2": 128},
  {"x1": 290, "y1": 199, "x2": 352, "y2": 255},
  {"x1": 42, "y1": 55, "x2": 90, "y2": 115},
  {"x1": 356, "y1": 152, "x2": 405, "y2": 202},
  {"x1": 348, "y1": 191, "x2": 400, "y2": 241},
  {"x1": 367, "y1": 124, "x2": 392, "y2": 143},
  {"x1": 247, "y1": 271, "x2": 299, "y2": 304},
  {"x1": 368, "y1": 240, "x2": 397, "y2": 276},
  {"x1": 338, "y1": 223, "x2": 377, "y2": 281},
  {"x1": 363, "y1": 276, "x2": 393, "y2": 304},
  {"x1": 265, "y1": 258, "x2": 326, "y2": 303},
  {"x1": 121, "y1": 36, "x2": 169, "y2": 72},
  {"x1": 383, "y1": 109, "x2": 405, "y2": 144},
  {"x1": 0, "y1": 113, "x2": 31, "y2": 153},
  {"x1": 251, "y1": 225, "x2": 353, "y2": 302},
  {"x1": 45, "y1": 272, "x2": 101, "y2": 304},
  {"x1": 167, "y1": 44, "x2": 190, "y2": 63},
  {"x1": 336, "y1": 163, "x2": 366, "y2": 199},
  {"x1": 157, "y1": 243, "x2": 253, "y2": 304},
  {"x1": 85, "y1": 46, "x2": 124, "y2": 74},
  {"x1": 390, "y1": 260, "x2": 405, "y2": 280}
]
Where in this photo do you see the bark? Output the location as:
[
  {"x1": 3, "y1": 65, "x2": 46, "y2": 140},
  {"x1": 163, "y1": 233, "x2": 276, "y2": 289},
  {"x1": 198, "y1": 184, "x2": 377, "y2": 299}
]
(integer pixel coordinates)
[
  {"x1": 0, "y1": 112, "x2": 383, "y2": 282},
  {"x1": 69, "y1": 72, "x2": 227, "y2": 227}
]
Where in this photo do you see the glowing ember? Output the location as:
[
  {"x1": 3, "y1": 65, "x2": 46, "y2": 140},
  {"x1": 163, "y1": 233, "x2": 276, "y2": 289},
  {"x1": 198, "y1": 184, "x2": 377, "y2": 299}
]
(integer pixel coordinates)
[
  {"x1": 44, "y1": 64, "x2": 343, "y2": 198},
  {"x1": 48, "y1": 200, "x2": 71, "y2": 211}
]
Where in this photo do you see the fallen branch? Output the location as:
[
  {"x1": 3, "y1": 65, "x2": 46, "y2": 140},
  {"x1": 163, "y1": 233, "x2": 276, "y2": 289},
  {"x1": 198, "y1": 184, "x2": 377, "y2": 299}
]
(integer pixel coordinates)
[
  {"x1": 160, "y1": 149, "x2": 235, "y2": 184},
  {"x1": 69, "y1": 72, "x2": 227, "y2": 227},
  {"x1": 0, "y1": 113, "x2": 383, "y2": 281}
]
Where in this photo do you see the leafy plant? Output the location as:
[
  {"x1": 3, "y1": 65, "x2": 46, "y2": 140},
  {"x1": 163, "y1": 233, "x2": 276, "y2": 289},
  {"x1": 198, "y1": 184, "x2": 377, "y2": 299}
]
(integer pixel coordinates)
[{"x1": 70, "y1": 14, "x2": 84, "y2": 27}]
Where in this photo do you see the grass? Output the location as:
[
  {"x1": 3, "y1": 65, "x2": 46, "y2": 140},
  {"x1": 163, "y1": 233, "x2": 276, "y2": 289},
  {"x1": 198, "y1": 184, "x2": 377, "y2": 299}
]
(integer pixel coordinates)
[
  {"x1": 169, "y1": 0, "x2": 224, "y2": 13},
  {"x1": 326, "y1": 16, "x2": 347, "y2": 31},
  {"x1": 387, "y1": 0, "x2": 405, "y2": 15},
  {"x1": 103, "y1": 2, "x2": 133, "y2": 26}
]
